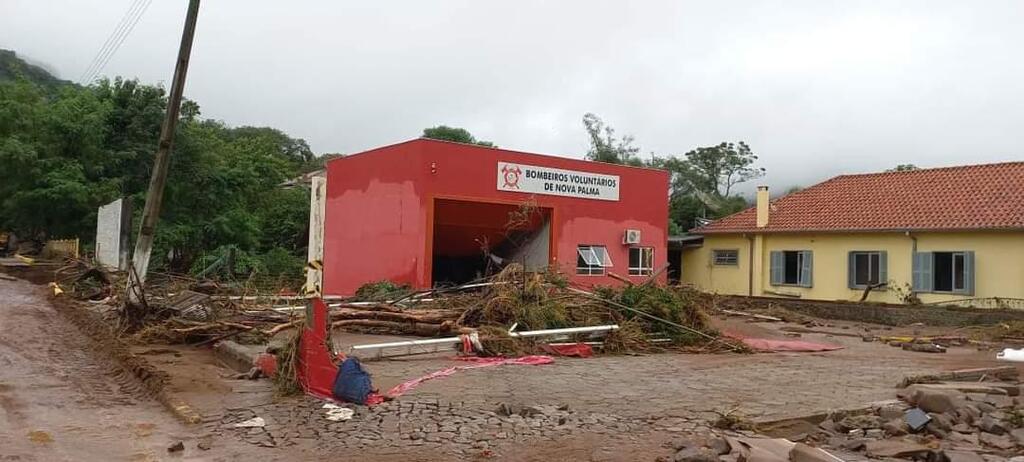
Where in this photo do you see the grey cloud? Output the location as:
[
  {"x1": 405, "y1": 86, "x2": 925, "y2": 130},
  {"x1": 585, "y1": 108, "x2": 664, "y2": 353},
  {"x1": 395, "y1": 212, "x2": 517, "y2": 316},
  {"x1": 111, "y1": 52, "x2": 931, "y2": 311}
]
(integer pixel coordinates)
[{"x1": 4, "y1": 0, "x2": 1022, "y2": 195}]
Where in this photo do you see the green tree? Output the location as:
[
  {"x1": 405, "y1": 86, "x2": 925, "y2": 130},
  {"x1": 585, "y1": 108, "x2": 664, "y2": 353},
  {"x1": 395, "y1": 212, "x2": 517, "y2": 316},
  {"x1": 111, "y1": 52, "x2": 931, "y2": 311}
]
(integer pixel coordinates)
[
  {"x1": 581, "y1": 113, "x2": 644, "y2": 166},
  {"x1": 574, "y1": 113, "x2": 764, "y2": 233},
  {"x1": 651, "y1": 142, "x2": 764, "y2": 232},
  {"x1": 422, "y1": 125, "x2": 495, "y2": 147},
  {"x1": 680, "y1": 142, "x2": 764, "y2": 197},
  {"x1": 887, "y1": 164, "x2": 919, "y2": 172},
  {"x1": 0, "y1": 60, "x2": 315, "y2": 280}
]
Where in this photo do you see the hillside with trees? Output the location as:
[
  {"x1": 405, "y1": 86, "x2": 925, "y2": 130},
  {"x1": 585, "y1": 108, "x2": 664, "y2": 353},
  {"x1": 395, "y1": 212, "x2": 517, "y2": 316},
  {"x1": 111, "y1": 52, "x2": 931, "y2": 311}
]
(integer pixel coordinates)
[{"x1": 0, "y1": 51, "x2": 318, "y2": 279}]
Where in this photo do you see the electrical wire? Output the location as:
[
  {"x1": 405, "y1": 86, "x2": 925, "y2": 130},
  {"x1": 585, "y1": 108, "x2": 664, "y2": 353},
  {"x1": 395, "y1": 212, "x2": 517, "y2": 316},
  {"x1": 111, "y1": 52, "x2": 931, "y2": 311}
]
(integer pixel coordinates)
[
  {"x1": 82, "y1": 0, "x2": 154, "y2": 84},
  {"x1": 78, "y1": 0, "x2": 154, "y2": 84},
  {"x1": 78, "y1": 0, "x2": 146, "y2": 83}
]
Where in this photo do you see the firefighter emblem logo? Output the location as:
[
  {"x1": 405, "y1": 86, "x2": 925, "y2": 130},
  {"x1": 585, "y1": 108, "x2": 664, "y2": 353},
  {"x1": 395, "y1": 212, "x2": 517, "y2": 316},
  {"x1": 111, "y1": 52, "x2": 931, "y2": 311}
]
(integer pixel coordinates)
[{"x1": 501, "y1": 165, "x2": 522, "y2": 189}]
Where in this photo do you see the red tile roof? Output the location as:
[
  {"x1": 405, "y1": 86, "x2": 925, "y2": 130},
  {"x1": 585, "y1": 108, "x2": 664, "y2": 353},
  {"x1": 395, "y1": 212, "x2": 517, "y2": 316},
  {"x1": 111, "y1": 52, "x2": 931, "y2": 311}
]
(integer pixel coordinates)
[{"x1": 694, "y1": 161, "x2": 1024, "y2": 234}]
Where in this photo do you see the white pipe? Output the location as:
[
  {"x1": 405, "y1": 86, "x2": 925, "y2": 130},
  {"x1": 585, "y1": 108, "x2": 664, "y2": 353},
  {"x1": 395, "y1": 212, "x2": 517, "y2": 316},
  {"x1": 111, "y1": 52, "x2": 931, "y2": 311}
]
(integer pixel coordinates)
[
  {"x1": 997, "y1": 348, "x2": 1024, "y2": 362},
  {"x1": 348, "y1": 324, "x2": 619, "y2": 352},
  {"x1": 350, "y1": 336, "x2": 462, "y2": 351},
  {"x1": 508, "y1": 325, "x2": 619, "y2": 338}
]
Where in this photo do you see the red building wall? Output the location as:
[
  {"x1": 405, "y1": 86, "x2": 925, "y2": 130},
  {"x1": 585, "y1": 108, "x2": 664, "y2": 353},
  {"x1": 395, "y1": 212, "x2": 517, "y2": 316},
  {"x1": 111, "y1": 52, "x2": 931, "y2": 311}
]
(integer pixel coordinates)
[{"x1": 323, "y1": 139, "x2": 669, "y2": 296}]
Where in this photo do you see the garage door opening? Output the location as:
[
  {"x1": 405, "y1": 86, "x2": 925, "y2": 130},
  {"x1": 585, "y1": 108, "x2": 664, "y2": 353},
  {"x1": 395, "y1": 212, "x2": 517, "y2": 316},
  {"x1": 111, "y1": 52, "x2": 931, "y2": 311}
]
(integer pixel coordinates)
[{"x1": 431, "y1": 199, "x2": 551, "y2": 287}]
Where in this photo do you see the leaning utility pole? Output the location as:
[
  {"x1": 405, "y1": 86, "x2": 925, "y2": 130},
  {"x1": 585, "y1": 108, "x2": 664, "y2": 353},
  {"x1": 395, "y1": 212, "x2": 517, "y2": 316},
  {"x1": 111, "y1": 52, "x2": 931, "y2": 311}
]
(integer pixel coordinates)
[{"x1": 126, "y1": 0, "x2": 201, "y2": 308}]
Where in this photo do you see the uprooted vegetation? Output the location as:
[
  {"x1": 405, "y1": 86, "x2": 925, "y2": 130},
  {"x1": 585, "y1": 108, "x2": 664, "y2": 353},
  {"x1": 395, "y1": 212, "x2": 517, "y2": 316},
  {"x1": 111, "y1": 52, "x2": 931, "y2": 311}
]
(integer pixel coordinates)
[
  {"x1": 343, "y1": 264, "x2": 738, "y2": 354},
  {"x1": 46, "y1": 256, "x2": 740, "y2": 354}
]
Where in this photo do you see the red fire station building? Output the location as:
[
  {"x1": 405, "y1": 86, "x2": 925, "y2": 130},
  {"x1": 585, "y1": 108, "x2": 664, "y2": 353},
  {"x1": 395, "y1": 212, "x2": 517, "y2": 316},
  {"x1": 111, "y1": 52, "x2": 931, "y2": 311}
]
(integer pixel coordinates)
[{"x1": 321, "y1": 138, "x2": 669, "y2": 296}]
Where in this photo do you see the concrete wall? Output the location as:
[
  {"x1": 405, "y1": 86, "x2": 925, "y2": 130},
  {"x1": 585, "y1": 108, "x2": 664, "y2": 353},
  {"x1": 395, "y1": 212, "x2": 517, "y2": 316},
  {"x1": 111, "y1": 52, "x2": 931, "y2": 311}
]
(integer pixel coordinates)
[
  {"x1": 305, "y1": 174, "x2": 326, "y2": 294},
  {"x1": 682, "y1": 231, "x2": 1024, "y2": 303},
  {"x1": 95, "y1": 198, "x2": 131, "y2": 270},
  {"x1": 681, "y1": 234, "x2": 751, "y2": 295}
]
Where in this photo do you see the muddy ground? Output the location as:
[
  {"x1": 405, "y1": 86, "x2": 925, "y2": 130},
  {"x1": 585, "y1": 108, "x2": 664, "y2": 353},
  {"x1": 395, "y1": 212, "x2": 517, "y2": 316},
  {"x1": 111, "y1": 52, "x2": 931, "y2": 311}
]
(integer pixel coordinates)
[
  {"x1": 0, "y1": 277, "x2": 274, "y2": 461},
  {"x1": 1, "y1": 273, "x2": 1020, "y2": 461}
]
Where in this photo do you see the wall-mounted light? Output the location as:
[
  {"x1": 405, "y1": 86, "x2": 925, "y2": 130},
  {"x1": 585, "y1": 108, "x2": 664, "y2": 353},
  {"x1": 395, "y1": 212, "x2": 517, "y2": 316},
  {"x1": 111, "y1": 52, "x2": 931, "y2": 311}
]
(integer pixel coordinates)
[{"x1": 430, "y1": 162, "x2": 437, "y2": 174}]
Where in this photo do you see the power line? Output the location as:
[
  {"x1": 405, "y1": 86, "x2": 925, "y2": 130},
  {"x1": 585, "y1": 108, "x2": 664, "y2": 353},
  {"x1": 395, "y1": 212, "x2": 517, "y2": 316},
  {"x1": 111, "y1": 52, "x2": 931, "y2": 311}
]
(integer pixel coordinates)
[
  {"x1": 83, "y1": 0, "x2": 153, "y2": 84},
  {"x1": 79, "y1": 0, "x2": 154, "y2": 84},
  {"x1": 78, "y1": 0, "x2": 146, "y2": 83}
]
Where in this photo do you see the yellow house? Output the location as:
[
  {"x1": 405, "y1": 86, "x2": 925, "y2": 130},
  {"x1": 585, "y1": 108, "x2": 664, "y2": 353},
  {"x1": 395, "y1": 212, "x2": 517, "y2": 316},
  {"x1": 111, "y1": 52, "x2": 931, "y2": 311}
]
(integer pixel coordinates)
[{"x1": 681, "y1": 162, "x2": 1024, "y2": 304}]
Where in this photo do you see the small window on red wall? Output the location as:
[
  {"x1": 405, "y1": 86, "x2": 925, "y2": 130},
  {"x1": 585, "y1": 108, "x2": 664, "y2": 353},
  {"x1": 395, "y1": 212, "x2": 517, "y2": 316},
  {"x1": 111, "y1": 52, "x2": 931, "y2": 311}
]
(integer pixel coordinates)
[
  {"x1": 628, "y1": 247, "x2": 654, "y2": 276},
  {"x1": 577, "y1": 245, "x2": 612, "y2": 275}
]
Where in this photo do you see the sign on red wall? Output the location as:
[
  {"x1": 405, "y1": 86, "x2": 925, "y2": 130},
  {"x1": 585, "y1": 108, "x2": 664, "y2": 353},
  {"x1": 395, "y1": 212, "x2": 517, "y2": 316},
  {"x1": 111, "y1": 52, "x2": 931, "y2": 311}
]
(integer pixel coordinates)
[{"x1": 497, "y1": 162, "x2": 620, "y2": 201}]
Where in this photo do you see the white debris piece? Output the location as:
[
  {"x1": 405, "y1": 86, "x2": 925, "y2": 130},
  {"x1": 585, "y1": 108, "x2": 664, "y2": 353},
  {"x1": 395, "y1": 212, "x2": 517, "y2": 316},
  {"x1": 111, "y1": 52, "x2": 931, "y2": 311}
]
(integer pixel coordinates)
[
  {"x1": 233, "y1": 417, "x2": 266, "y2": 428},
  {"x1": 323, "y1": 403, "x2": 355, "y2": 421},
  {"x1": 996, "y1": 348, "x2": 1024, "y2": 362}
]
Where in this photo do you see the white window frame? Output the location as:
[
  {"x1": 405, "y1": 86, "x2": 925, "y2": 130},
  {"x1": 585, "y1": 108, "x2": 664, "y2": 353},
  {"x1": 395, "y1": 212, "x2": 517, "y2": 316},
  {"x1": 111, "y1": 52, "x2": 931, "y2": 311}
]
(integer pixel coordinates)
[
  {"x1": 712, "y1": 249, "x2": 739, "y2": 266},
  {"x1": 851, "y1": 251, "x2": 882, "y2": 287},
  {"x1": 783, "y1": 251, "x2": 804, "y2": 285},
  {"x1": 934, "y1": 251, "x2": 967, "y2": 293},
  {"x1": 628, "y1": 247, "x2": 654, "y2": 276},
  {"x1": 576, "y1": 245, "x2": 612, "y2": 275}
]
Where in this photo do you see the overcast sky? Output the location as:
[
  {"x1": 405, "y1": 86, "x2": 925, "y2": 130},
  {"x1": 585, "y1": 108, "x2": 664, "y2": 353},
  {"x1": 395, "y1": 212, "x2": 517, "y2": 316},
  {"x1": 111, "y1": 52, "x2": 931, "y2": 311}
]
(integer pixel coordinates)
[{"x1": 4, "y1": 1, "x2": 1023, "y2": 194}]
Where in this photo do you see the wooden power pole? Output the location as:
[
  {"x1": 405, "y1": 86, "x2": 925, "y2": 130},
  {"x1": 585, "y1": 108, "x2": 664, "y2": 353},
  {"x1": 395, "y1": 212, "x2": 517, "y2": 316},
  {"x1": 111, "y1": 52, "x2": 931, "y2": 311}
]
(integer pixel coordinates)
[{"x1": 126, "y1": 0, "x2": 201, "y2": 308}]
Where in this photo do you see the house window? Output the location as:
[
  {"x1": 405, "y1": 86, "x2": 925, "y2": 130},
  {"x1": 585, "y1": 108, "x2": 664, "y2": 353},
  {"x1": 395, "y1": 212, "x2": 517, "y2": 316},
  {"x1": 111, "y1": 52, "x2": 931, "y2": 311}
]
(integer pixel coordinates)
[
  {"x1": 784, "y1": 252, "x2": 801, "y2": 284},
  {"x1": 934, "y1": 252, "x2": 967, "y2": 292},
  {"x1": 576, "y1": 245, "x2": 612, "y2": 275},
  {"x1": 628, "y1": 247, "x2": 654, "y2": 275},
  {"x1": 912, "y1": 251, "x2": 975, "y2": 295},
  {"x1": 770, "y1": 250, "x2": 813, "y2": 287},
  {"x1": 848, "y1": 251, "x2": 887, "y2": 288},
  {"x1": 712, "y1": 249, "x2": 739, "y2": 266}
]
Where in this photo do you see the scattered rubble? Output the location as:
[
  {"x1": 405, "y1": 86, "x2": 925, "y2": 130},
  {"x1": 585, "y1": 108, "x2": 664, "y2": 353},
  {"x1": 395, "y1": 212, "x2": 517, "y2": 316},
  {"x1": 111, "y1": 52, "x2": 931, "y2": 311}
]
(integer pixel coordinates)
[{"x1": 797, "y1": 367, "x2": 1024, "y2": 461}]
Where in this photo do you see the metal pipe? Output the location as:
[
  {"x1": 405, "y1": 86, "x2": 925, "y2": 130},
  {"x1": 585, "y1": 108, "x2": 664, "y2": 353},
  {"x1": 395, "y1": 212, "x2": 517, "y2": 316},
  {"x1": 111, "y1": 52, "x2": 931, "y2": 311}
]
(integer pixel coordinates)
[
  {"x1": 348, "y1": 324, "x2": 619, "y2": 353},
  {"x1": 350, "y1": 336, "x2": 461, "y2": 351},
  {"x1": 508, "y1": 325, "x2": 618, "y2": 338}
]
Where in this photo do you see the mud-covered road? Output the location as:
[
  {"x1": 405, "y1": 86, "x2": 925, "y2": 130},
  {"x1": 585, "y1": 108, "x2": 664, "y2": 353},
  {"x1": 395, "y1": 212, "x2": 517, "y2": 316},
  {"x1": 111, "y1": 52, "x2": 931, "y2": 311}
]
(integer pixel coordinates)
[{"x1": 0, "y1": 277, "x2": 216, "y2": 461}]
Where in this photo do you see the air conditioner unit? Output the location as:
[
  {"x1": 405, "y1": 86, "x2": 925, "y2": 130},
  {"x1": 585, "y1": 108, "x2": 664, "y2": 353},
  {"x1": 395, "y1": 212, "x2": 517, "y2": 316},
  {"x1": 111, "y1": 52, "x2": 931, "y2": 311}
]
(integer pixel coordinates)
[{"x1": 623, "y1": 229, "x2": 641, "y2": 245}]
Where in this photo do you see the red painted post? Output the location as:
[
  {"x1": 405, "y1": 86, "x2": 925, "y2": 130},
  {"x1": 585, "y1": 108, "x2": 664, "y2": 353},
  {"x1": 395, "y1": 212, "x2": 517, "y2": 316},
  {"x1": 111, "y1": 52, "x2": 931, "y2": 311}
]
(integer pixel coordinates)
[{"x1": 297, "y1": 297, "x2": 338, "y2": 398}]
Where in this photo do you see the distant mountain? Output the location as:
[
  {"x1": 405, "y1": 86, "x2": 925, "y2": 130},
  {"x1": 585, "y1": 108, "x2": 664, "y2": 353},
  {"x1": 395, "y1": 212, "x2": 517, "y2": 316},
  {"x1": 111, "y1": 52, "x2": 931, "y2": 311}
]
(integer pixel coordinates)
[{"x1": 0, "y1": 49, "x2": 74, "y2": 89}]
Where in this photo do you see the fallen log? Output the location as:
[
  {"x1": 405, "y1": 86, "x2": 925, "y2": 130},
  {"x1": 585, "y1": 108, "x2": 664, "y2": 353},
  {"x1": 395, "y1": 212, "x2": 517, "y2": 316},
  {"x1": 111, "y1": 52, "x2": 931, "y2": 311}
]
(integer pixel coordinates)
[
  {"x1": 858, "y1": 281, "x2": 888, "y2": 302},
  {"x1": 330, "y1": 302, "x2": 406, "y2": 313},
  {"x1": 901, "y1": 342, "x2": 946, "y2": 353},
  {"x1": 898, "y1": 366, "x2": 1020, "y2": 388},
  {"x1": 331, "y1": 319, "x2": 463, "y2": 337},
  {"x1": 172, "y1": 321, "x2": 253, "y2": 334},
  {"x1": 720, "y1": 309, "x2": 783, "y2": 322},
  {"x1": 606, "y1": 272, "x2": 634, "y2": 286},
  {"x1": 332, "y1": 308, "x2": 459, "y2": 324},
  {"x1": 264, "y1": 319, "x2": 303, "y2": 336},
  {"x1": 640, "y1": 263, "x2": 671, "y2": 287}
]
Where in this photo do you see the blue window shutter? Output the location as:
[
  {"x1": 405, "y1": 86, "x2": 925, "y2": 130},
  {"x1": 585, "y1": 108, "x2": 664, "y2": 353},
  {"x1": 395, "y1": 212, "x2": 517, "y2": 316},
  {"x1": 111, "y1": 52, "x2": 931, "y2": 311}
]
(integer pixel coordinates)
[
  {"x1": 912, "y1": 252, "x2": 933, "y2": 292},
  {"x1": 962, "y1": 251, "x2": 975, "y2": 296},
  {"x1": 770, "y1": 251, "x2": 783, "y2": 286},
  {"x1": 800, "y1": 251, "x2": 813, "y2": 288},
  {"x1": 847, "y1": 252, "x2": 857, "y2": 289},
  {"x1": 878, "y1": 251, "x2": 888, "y2": 287}
]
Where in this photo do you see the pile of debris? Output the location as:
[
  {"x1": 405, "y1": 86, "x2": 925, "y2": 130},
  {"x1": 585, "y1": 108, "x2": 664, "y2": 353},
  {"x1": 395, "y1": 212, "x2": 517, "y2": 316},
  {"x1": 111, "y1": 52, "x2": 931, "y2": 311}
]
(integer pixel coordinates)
[
  {"x1": 798, "y1": 366, "x2": 1024, "y2": 461},
  {"x1": 78, "y1": 262, "x2": 737, "y2": 356},
  {"x1": 323, "y1": 264, "x2": 735, "y2": 355},
  {"x1": 660, "y1": 434, "x2": 847, "y2": 462}
]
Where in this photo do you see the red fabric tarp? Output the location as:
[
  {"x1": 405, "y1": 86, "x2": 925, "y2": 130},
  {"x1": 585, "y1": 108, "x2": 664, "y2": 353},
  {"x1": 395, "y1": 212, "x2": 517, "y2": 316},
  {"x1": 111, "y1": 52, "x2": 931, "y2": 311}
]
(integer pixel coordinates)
[
  {"x1": 541, "y1": 343, "x2": 594, "y2": 357},
  {"x1": 382, "y1": 355, "x2": 554, "y2": 401}
]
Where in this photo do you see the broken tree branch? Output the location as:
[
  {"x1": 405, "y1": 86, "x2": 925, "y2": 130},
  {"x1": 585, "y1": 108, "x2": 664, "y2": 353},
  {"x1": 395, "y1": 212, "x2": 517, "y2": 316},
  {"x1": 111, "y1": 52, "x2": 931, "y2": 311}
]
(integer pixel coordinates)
[{"x1": 859, "y1": 281, "x2": 888, "y2": 302}]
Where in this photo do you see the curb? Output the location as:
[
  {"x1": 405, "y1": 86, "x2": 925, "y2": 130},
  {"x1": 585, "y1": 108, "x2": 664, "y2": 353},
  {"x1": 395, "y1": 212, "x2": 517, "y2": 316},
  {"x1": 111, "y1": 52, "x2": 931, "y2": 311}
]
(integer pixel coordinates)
[{"x1": 51, "y1": 296, "x2": 206, "y2": 426}]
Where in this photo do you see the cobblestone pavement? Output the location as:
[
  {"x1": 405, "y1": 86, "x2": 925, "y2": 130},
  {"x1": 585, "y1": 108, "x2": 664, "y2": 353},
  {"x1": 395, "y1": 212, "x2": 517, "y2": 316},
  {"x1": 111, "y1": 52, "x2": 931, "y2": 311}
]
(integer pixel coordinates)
[
  {"x1": 350, "y1": 334, "x2": 995, "y2": 421},
  {"x1": 210, "y1": 332, "x2": 1005, "y2": 459},
  {"x1": 213, "y1": 395, "x2": 709, "y2": 460}
]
